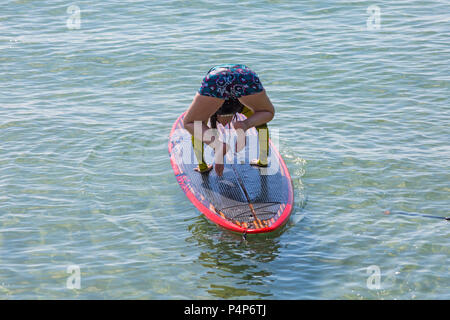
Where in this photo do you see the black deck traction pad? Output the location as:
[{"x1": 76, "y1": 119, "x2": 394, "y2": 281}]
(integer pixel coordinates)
[
  {"x1": 180, "y1": 161, "x2": 288, "y2": 224},
  {"x1": 170, "y1": 112, "x2": 292, "y2": 229}
]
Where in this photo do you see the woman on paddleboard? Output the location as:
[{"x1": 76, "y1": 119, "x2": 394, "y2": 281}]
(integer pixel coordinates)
[{"x1": 183, "y1": 64, "x2": 275, "y2": 176}]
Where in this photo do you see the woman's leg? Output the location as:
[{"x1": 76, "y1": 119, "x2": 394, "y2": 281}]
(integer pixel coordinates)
[
  {"x1": 191, "y1": 134, "x2": 213, "y2": 173},
  {"x1": 240, "y1": 105, "x2": 270, "y2": 167},
  {"x1": 184, "y1": 93, "x2": 224, "y2": 129},
  {"x1": 254, "y1": 123, "x2": 269, "y2": 167},
  {"x1": 184, "y1": 94, "x2": 224, "y2": 173}
]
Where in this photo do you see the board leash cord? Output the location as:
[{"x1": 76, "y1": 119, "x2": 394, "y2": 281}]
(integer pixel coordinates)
[{"x1": 384, "y1": 210, "x2": 449, "y2": 221}]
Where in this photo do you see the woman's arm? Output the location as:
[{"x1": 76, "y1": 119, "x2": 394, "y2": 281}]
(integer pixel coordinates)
[
  {"x1": 239, "y1": 110, "x2": 274, "y2": 131},
  {"x1": 234, "y1": 90, "x2": 275, "y2": 131}
]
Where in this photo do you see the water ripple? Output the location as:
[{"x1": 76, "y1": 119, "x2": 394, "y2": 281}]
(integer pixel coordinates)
[{"x1": 1, "y1": 0, "x2": 449, "y2": 299}]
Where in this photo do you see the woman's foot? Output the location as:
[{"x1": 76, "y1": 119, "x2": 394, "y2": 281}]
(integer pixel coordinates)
[
  {"x1": 194, "y1": 164, "x2": 213, "y2": 173},
  {"x1": 250, "y1": 159, "x2": 268, "y2": 167}
]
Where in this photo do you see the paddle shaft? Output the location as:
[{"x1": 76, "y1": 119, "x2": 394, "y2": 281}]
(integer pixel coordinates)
[{"x1": 231, "y1": 164, "x2": 259, "y2": 224}]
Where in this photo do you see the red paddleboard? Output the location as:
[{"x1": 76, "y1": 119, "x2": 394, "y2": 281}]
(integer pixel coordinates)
[{"x1": 168, "y1": 112, "x2": 294, "y2": 234}]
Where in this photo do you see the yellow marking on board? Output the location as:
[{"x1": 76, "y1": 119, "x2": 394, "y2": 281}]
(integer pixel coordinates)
[{"x1": 257, "y1": 219, "x2": 263, "y2": 229}]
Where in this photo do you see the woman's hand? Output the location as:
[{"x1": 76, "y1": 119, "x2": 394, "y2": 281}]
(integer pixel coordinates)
[
  {"x1": 215, "y1": 163, "x2": 224, "y2": 176},
  {"x1": 214, "y1": 142, "x2": 229, "y2": 176},
  {"x1": 232, "y1": 120, "x2": 249, "y2": 153},
  {"x1": 232, "y1": 120, "x2": 249, "y2": 132}
]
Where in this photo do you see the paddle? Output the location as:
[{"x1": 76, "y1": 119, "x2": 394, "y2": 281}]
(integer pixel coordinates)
[{"x1": 231, "y1": 164, "x2": 260, "y2": 225}]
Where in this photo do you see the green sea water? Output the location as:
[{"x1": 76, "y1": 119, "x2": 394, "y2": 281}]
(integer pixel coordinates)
[{"x1": 0, "y1": 0, "x2": 449, "y2": 299}]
